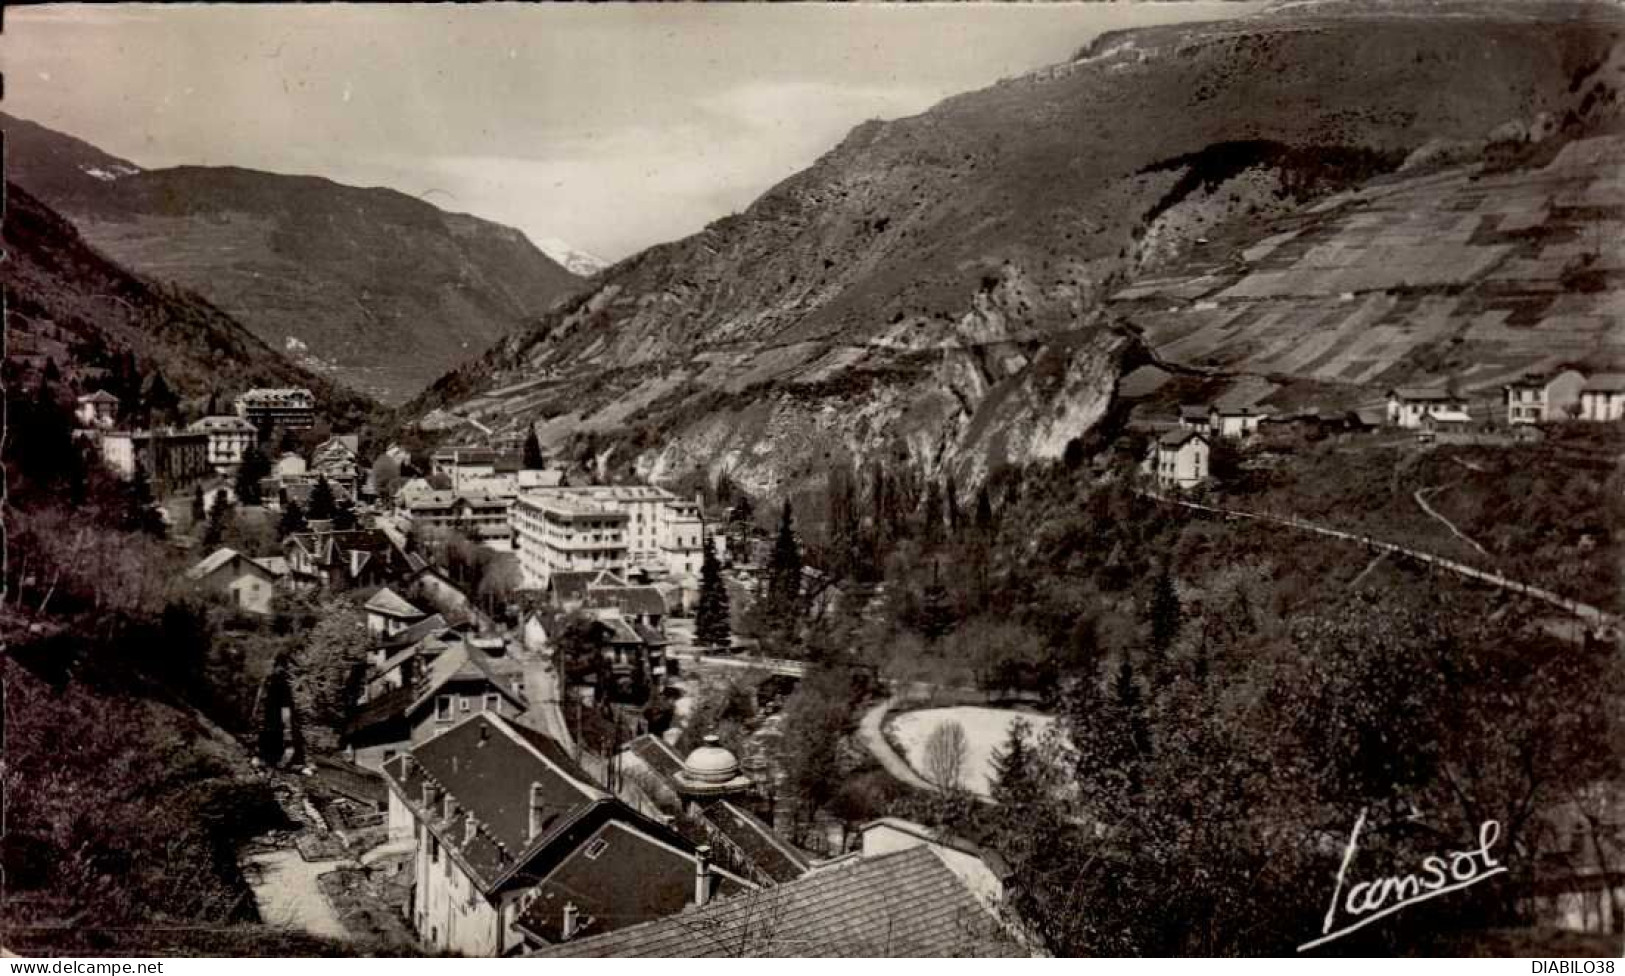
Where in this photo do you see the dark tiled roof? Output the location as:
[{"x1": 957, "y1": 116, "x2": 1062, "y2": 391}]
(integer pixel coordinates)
[
  {"x1": 622, "y1": 736, "x2": 808, "y2": 886},
  {"x1": 364, "y1": 587, "x2": 426, "y2": 620},
  {"x1": 1390, "y1": 386, "x2": 1458, "y2": 401},
  {"x1": 312, "y1": 756, "x2": 388, "y2": 807},
  {"x1": 706, "y1": 800, "x2": 809, "y2": 885},
  {"x1": 379, "y1": 613, "x2": 451, "y2": 651},
  {"x1": 408, "y1": 642, "x2": 527, "y2": 715},
  {"x1": 517, "y1": 820, "x2": 749, "y2": 945},
  {"x1": 591, "y1": 585, "x2": 669, "y2": 618},
  {"x1": 633, "y1": 623, "x2": 669, "y2": 648},
  {"x1": 1583, "y1": 373, "x2": 1625, "y2": 393},
  {"x1": 1158, "y1": 428, "x2": 1204, "y2": 448},
  {"x1": 550, "y1": 570, "x2": 628, "y2": 603},
  {"x1": 627, "y1": 735, "x2": 686, "y2": 784},
  {"x1": 529, "y1": 846, "x2": 1023, "y2": 958},
  {"x1": 382, "y1": 714, "x2": 609, "y2": 891},
  {"x1": 344, "y1": 684, "x2": 415, "y2": 740},
  {"x1": 1179, "y1": 404, "x2": 1211, "y2": 421}
]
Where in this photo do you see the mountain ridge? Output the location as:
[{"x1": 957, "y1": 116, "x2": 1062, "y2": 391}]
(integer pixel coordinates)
[
  {"x1": 403, "y1": 1, "x2": 1625, "y2": 498},
  {"x1": 2, "y1": 179, "x2": 376, "y2": 428},
  {"x1": 1, "y1": 111, "x2": 584, "y2": 404}
]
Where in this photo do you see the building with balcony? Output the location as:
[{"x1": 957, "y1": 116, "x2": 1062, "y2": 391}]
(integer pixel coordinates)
[
  {"x1": 234, "y1": 387, "x2": 316, "y2": 431},
  {"x1": 512, "y1": 493, "x2": 630, "y2": 589},
  {"x1": 188, "y1": 415, "x2": 259, "y2": 471}
]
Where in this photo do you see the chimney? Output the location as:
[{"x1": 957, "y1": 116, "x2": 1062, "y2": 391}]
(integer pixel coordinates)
[
  {"x1": 443, "y1": 795, "x2": 456, "y2": 821},
  {"x1": 562, "y1": 902, "x2": 580, "y2": 941},
  {"x1": 420, "y1": 782, "x2": 435, "y2": 809},
  {"x1": 463, "y1": 812, "x2": 478, "y2": 846},
  {"x1": 528, "y1": 782, "x2": 546, "y2": 840},
  {"x1": 401, "y1": 755, "x2": 414, "y2": 778},
  {"x1": 694, "y1": 845, "x2": 713, "y2": 908}
]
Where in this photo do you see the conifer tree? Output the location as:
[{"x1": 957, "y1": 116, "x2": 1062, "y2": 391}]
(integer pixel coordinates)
[
  {"x1": 918, "y1": 560, "x2": 954, "y2": 642},
  {"x1": 278, "y1": 500, "x2": 308, "y2": 538},
  {"x1": 522, "y1": 429, "x2": 546, "y2": 470},
  {"x1": 766, "y1": 499, "x2": 804, "y2": 638},
  {"x1": 974, "y1": 484, "x2": 995, "y2": 535},
  {"x1": 694, "y1": 535, "x2": 732, "y2": 651},
  {"x1": 191, "y1": 483, "x2": 207, "y2": 526},
  {"x1": 990, "y1": 717, "x2": 1040, "y2": 808},
  {"x1": 203, "y1": 488, "x2": 232, "y2": 548},
  {"x1": 307, "y1": 476, "x2": 337, "y2": 521},
  {"x1": 727, "y1": 493, "x2": 756, "y2": 565},
  {"x1": 236, "y1": 445, "x2": 271, "y2": 506},
  {"x1": 122, "y1": 463, "x2": 167, "y2": 538}
]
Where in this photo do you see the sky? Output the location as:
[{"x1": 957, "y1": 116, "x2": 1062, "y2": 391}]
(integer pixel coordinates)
[{"x1": 2, "y1": 3, "x2": 1258, "y2": 263}]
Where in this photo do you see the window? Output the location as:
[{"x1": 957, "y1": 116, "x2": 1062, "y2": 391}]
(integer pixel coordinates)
[
  {"x1": 460, "y1": 696, "x2": 472, "y2": 713},
  {"x1": 484, "y1": 693, "x2": 501, "y2": 713},
  {"x1": 383, "y1": 749, "x2": 397, "y2": 762},
  {"x1": 584, "y1": 837, "x2": 609, "y2": 860},
  {"x1": 436, "y1": 695, "x2": 453, "y2": 723},
  {"x1": 430, "y1": 836, "x2": 440, "y2": 863}
]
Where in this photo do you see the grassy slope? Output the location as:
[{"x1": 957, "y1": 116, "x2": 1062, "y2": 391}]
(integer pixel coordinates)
[
  {"x1": 4, "y1": 110, "x2": 583, "y2": 404},
  {"x1": 2, "y1": 181, "x2": 377, "y2": 426}
]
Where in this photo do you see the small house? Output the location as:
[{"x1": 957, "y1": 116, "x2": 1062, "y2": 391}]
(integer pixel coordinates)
[
  {"x1": 364, "y1": 586, "x2": 428, "y2": 639},
  {"x1": 1578, "y1": 374, "x2": 1625, "y2": 422},
  {"x1": 185, "y1": 547, "x2": 281, "y2": 615},
  {"x1": 1386, "y1": 386, "x2": 1467, "y2": 429},
  {"x1": 1504, "y1": 370, "x2": 1587, "y2": 425},
  {"x1": 1143, "y1": 429, "x2": 1210, "y2": 490},
  {"x1": 74, "y1": 390, "x2": 119, "y2": 430}
]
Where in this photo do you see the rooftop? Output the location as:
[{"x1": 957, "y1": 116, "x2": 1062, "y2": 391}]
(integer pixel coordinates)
[
  {"x1": 1158, "y1": 428, "x2": 1205, "y2": 448},
  {"x1": 363, "y1": 586, "x2": 426, "y2": 620},
  {"x1": 382, "y1": 713, "x2": 608, "y2": 892},
  {"x1": 188, "y1": 415, "x2": 259, "y2": 433},
  {"x1": 1389, "y1": 386, "x2": 1460, "y2": 401},
  {"x1": 1582, "y1": 373, "x2": 1625, "y2": 393},
  {"x1": 528, "y1": 845, "x2": 1023, "y2": 958}
]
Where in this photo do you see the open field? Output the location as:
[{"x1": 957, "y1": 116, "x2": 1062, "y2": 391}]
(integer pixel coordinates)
[
  {"x1": 888, "y1": 706, "x2": 1057, "y2": 799},
  {"x1": 1115, "y1": 133, "x2": 1625, "y2": 419}
]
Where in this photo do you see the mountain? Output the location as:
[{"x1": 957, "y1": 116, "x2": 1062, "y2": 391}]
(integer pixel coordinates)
[
  {"x1": 2, "y1": 180, "x2": 375, "y2": 428},
  {"x1": 405, "y1": 0, "x2": 1625, "y2": 498},
  {"x1": 535, "y1": 237, "x2": 611, "y2": 278},
  {"x1": 1, "y1": 112, "x2": 584, "y2": 404}
]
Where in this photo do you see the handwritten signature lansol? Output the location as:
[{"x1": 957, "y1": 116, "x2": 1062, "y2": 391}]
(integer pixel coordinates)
[{"x1": 1298, "y1": 810, "x2": 1506, "y2": 952}]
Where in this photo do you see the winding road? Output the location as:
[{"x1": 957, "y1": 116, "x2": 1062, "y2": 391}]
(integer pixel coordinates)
[{"x1": 1140, "y1": 491, "x2": 1618, "y2": 636}]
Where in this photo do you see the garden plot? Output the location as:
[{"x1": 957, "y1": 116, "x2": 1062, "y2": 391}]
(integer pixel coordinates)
[{"x1": 888, "y1": 706, "x2": 1057, "y2": 799}]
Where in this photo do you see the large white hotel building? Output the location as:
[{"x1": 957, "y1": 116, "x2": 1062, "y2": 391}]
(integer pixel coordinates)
[{"x1": 512, "y1": 485, "x2": 708, "y2": 589}]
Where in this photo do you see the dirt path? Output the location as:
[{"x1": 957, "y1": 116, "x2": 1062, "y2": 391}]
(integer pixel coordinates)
[
  {"x1": 1141, "y1": 492, "x2": 1617, "y2": 637},
  {"x1": 857, "y1": 699, "x2": 936, "y2": 794},
  {"x1": 1413, "y1": 483, "x2": 1491, "y2": 558},
  {"x1": 242, "y1": 848, "x2": 353, "y2": 941}
]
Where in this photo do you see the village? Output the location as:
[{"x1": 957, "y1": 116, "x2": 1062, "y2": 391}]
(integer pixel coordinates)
[{"x1": 49, "y1": 366, "x2": 1624, "y2": 956}]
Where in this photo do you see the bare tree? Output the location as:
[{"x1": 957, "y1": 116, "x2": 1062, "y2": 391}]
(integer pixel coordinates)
[{"x1": 924, "y1": 720, "x2": 968, "y2": 794}]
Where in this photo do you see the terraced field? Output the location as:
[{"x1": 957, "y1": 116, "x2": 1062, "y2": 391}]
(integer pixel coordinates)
[{"x1": 1113, "y1": 132, "x2": 1625, "y2": 417}]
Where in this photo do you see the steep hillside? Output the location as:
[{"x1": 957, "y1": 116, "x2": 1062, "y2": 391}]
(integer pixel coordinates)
[
  {"x1": 3, "y1": 112, "x2": 583, "y2": 403},
  {"x1": 1112, "y1": 126, "x2": 1625, "y2": 422},
  {"x1": 407, "y1": 1, "x2": 1625, "y2": 498},
  {"x1": 2, "y1": 181, "x2": 375, "y2": 428}
]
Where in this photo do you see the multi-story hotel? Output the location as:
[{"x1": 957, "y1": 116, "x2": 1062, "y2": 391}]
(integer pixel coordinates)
[
  {"x1": 512, "y1": 492, "x2": 630, "y2": 588},
  {"x1": 234, "y1": 387, "x2": 316, "y2": 431},
  {"x1": 188, "y1": 415, "x2": 259, "y2": 471},
  {"x1": 513, "y1": 485, "x2": 710, "y2": 584}
]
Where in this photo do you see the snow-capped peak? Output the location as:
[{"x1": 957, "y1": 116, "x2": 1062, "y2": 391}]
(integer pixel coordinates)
[{"x1": 534, "y1": 237, "x2": 609, "y2": 277}]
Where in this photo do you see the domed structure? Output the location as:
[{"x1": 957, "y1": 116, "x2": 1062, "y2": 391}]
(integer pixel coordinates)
[{"x1": 674, "y1": 735, "x2": 753, "y2": 797}]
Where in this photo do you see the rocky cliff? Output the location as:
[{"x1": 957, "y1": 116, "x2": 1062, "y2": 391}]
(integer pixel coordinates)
[{"x1": 408, "y1": 1, "x2": 1624, "y2": 497}]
